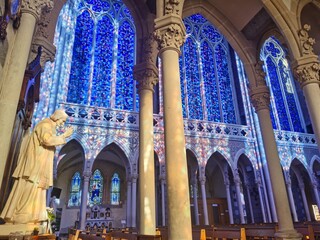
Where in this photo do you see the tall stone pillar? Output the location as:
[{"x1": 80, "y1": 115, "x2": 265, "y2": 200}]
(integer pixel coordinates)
[
  {"x1": 131, "y1": 174, "x2": 138, "y2": 228},
  {"x1": 154, "y1": 14, "x2": 192, "y2": 240},
  {"x1": 250, "y1": 62, "x2": 301, "y2": 239},
  {"x1": 199, "y1": 176, "x2": 209, "y2": 225},
  {"x1": 134, "y1": 44, "x2": 158, "y2": 234},
  {"x1": 160, "y1": 175, "x2": 166, "y2": 226},
  {"x1": 191, "y1": 177, "x2": 200, "y2": 225},
  {"x1": 0, "y1": 0, "x2": 53, "y2": 189},
  {"x1": 79, "y1": 171, "x2": 91, "y2": 230},
  {"x1": 224, "y1": 176, "x2": 234, "y2": 224},
  {"x1": 244, "y1": 181, "x2": 254, "y2": 223},
  {"x1": 234, "y1": 173, "x2": 245, "y2": 224},
  {"x1": 293, "y1": 25, "x2": 320, "y2": 151},
  {"x1": 299, "y1": 183, "x2": 311, "y2": 221},
  {"x1": 126, "y1": 178, "x2": 132, "y2": 227},
  {"x1": 311, "y1": 174, "x2": 320, "y2": 211},
  {"x1": 285, "y1": 174, "x2": 298, "y2": 222},
  {"x1": 256, "y1": 177, "x2": 267, "y2": 223}
]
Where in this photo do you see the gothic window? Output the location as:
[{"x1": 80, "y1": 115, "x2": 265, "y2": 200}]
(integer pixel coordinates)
[
  {"x1": 67, "y1": 0, "x2": 137, "y2": 111},
  {"x1": 260, "y1": 37, "x2": 305, "y2": 132},
  {"x1": 68, "y1": 172, "x2": 81, "y2": 207},
  {"x1": 89, "y1": 169, "x2": 103, "y2": 206},
  {"x1": 180, "y1": 14, "x2": 237, "y2": 123},
  {"x1": 111, "y1": 173, "x2": 120, "y2": 205}
]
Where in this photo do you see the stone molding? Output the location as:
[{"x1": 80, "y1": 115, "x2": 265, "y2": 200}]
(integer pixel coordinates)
[
  {"x1": 21, "y1": 0, "x2": 54, "y2": 20},
  {"x1": 250, "y1": 86, "x2": 271, "y2": 112},
  {"x1": 154, "y1": 14, "x2": 186, "y2": 53},
  {"x1": 254, "y1": 61, "x2": 267, "y2": 87},
  {"x1": 134, "y1": 62, "x2": 159, "y2": 92}
]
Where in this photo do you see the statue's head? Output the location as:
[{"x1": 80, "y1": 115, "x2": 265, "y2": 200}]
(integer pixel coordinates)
[{"x1": 50, "y1": 109, "x2": 68, "y2": 127}]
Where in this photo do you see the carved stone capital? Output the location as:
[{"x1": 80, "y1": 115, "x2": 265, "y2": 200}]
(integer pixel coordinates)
[
  {"x1": 298, "y1": 24, "x2": 315, "y2": 56},
  {"x1": 83, "y1": 171, "x2": 92, "y2": 180},
  {"x1": 293, "y1": 56, "x2": 320, "y2": 88},
  {"x1": 249, "y1": 86, "x2": 271, "y2": 112},
  {"x1": 154, "y1": 14, "x2": 186, "y2": 53},
  {"x1": 21, "y1": 0, "x2": 54, "y2": 20},
  {"x1": 131, "y1": 173, "x2": 138, "y2": 183},
  {"x1": 199, "y1": 175, "x2": 206, "y2": 185},
  {"x1": 29, "y1": 37, "x2": 56, "y2": 68},
  {"x1": 134, "y1": 62, "x2": 159, "y2": 92}
]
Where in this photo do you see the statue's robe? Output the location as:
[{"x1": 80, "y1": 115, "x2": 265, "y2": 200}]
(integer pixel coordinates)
[{"x1": 0, "y1": 118, "x2": 66, "y2": 224}]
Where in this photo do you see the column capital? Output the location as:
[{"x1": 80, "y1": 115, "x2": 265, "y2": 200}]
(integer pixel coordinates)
[
  {"x1": 134, "y1": 62, "x2": 159, "y2": 92},
  {"x1": 298, "y1": 24, "x2": 316, "y2": 56},
  {"x1": 293, "y1": 56, "x2": 320, "y2": 88},
  {"x1": 21, "y1": 0, "x2": 54, "y2": 21},
  {"x1": 199, "y1": 175, "x2": 206, "y2": 185},
  {"x1": 83, "y1": 171, "x2": 91, "y2": 180},
  {"x1": 154, "y1": 14, "x2": 186, "y2": 54},
  {"x1": 131, "y1": 173, "x2": 138, "y2": 183}
]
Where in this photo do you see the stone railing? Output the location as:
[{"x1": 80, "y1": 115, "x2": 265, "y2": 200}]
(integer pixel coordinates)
[{"x1": 274, "y1": 130, "x2": 317, "y2": 145}]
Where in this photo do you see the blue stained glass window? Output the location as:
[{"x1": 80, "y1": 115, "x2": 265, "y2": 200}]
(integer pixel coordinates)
[
  {"x1": 68, "y1": 172, "x2": 82, "y2": 207},
  {"x1": 67, "y1": 0, "x2": 137, "y2": 111},
  {"x1": 89, "y1": 169, "x2": 103, "y2": 206},
  {"x1": 111, "y1": 173, "x2": 120, "y2": 205},
  {"x1": 67, "y1": 10, "x2": 94, "y2": 105},
  {"x1": 260, "y1": 37, "x2": 305, "y2": 132},
  {"x1": 180, "y1": 14, "x2": 237, "y2": 123}
]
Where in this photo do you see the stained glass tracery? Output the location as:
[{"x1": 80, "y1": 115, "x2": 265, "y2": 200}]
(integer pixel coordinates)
[
  {"x1": 68, "y1": 172, "x2": 82, "y2": 207},
  {"x1": 67, "y1": 0, "x2": 137, "y2": 111},
  {"x1": 89, "y1": 169, "x2": 103, "y2": 206},
  {"x1": 260, "y1": 37, "x2": 305, "y2": 133},
  {"x1": 180, "y1": 14, "x2": 237, "y2": 123},
  {"x1": 111, "y1": 173, "x2": 120, "y2": 205}
]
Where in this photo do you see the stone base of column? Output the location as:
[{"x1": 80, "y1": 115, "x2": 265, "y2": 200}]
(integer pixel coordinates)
[
  {"x1": 275, "y1": 229, "x2": 302, "y2": 240},
  {"x1": 137, "y1": 234, "x2": 162, "y2": 240}
]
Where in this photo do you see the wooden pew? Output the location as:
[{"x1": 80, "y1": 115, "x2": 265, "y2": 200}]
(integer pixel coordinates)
[
  {"x1": 243, "y1": 224, "x2": 276, "y2": 240},
  {"x1": 211, "y1": 226, "x2": 245, "y2": 240}
]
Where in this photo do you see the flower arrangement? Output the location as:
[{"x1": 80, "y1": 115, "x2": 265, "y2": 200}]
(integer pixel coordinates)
[{"x1": 46, "y1": 207, "x2": 56, "y2": 222}]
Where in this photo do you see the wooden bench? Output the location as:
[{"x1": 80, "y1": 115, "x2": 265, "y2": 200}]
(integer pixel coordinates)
[{"x1": 212, "y1": 226, "x2": 245, "y2": 240}]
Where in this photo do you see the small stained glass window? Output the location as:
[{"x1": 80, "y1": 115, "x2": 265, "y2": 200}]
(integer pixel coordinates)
[
  {"x1": 89, "y1": 169, "x2": 103, "y2": 206},
  {"x1": 68, "y1": 172, "x2": 82, "y2": 207},
  {"x1": 111, "y1": 173, "x2": 120, "y2": 205}
]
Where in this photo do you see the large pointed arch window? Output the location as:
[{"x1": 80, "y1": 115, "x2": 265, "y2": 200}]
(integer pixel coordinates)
[
  {"x1": 260, "y1": 37, "x2": 305, "y2": 132},
  {"x1": 89, "y1": 169, "x2": 103, "y2": 206},
  {"x1": 68, "y1": 172, "x2": 82, "y2": 207},
  {"x1": 111, "y1": 173, "x2": 120, "y2": 205},
  {"x1": 67, "y1": 0, "x2": 137, "y2": 111},
  {"x1": 179, "y1": 14, "x2": 238, "y2": 123}
]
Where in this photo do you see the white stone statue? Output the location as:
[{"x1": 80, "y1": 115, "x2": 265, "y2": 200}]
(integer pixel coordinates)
[{"x1": 0, "y1": 109, "x2": 73, "y2": 224}]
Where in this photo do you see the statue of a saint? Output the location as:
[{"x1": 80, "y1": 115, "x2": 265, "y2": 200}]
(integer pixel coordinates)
[{"x1": 0, "y1": 109, "x2": 73, "y2": 224}]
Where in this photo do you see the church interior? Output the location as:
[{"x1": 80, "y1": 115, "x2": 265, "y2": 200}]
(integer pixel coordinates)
[{"x1": 1, "y1": 0, "x2": 320, "y2": 239}]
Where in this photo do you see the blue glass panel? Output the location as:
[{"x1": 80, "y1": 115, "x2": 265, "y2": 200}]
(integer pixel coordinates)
[
  {"x1": 68, "y1": 172, "x2": 82, "y2": 207},
  {"x1": 266, "y1": 57, "x2": 290, "y2": 131},
  {"x1": 201, "y1": 25, "x2": 222, "y2": 43},
  {"x1": 179, "y1": 55, "x2": 187, "y2": 118},
  {"x1": 116, "y1": 20, "x2": 135, "y2": 110},
  {"x1": 67, "y1": 10, "x2": 93, "y2": 105},
  {"x1": 215, "y1": 44, "x2": 236, "y2": 123},
  {"x1": 278, "y1": 60, "x2": 304, "y2": 132},
  {"x1": 201, "y1": 41, "x2": 220, "y2": 122},
  {"x1": 89, "y1": 169, "x2": 103, "y2": 206},
  {"x1": 183, "y1": 37, "x2": 203, "y2": 120},
  {"x1": 188, "y1": 14, "x2": 207, "y2": 24},
  {"x1": 91, "y1": 15, "x2": 114, "y2": 107},
  {"x1": 111, "y1": 173, "x2": 120, "y2": 205}
]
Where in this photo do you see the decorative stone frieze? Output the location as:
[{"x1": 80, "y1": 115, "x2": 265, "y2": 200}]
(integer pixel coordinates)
[
  {"x1": 154, "y1": 14, "x2": 186, "y2": 52},
  {"x1": 294, "y1": 60, "x2": 320, "y2": 88},
  {"x1": 134, "y1": 63, "x2": 158, "y2": 92},
  {"x1": 298, "y1": 24, "x2": 315, "y2": 56},
  {"x1": 21, "y1": 0, "x2": 54, "y2": 20}
]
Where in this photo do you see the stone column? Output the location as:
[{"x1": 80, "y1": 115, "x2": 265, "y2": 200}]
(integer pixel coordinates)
[
  {"x1": 154, "y1": 14, "x2": 192, "y2": 239},
  {"x1": 244, "y1": 181, "x2": 254, "y2": 223},
  {"x1": 191, "y1": 177, "x2": 200, "y2": 225},
  {"x1": 250, "y1": 62, "x2": 301, "y2": 239},
  {"x1": 311, "y1": 174, "x2": 320, "y2": 211},
  {"x1": 0, "y1": 0, "x2": 53, "y2": 188},
  {"x1": 160, "y1": 175, "x2": 166, "y2": 226},
  {"x1": 293, "y1": 25, "x2": 320, "y2": 151},
  {"x1": 234, "y1": 174, "x2": 245, "y2": 224},
  {"x1": 131, "y1": 174, "x2": 138, "y2": 228},
  {"x1": 79, "y1": 171, "x2": 91, "y2": 230},
  {"x1": 134, "y1": 57, "x2": 158, "y2": 235},
  {"x1": 299, "y1": 183, "x2": 311, "y2": 221},
  {"x1": 126, "y1": 177, "x2": 132, "y2": 227},
  {"x1": 224, "y1": 177, "x2": 234, "y2": 224},
  {"x1": 256, "y1": 177, "x2": 267, "y2": 223},
  {"x1": 285, "y1": 174, "x2": 298, "y2": 222},
  {"x1": 199, "y1": 176, "x2": 209, "y2": 225}
]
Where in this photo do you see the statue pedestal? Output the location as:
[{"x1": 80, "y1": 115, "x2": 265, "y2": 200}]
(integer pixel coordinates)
[{"x1": 0, "y1": 223, "x2": 39, "y2": 235}]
